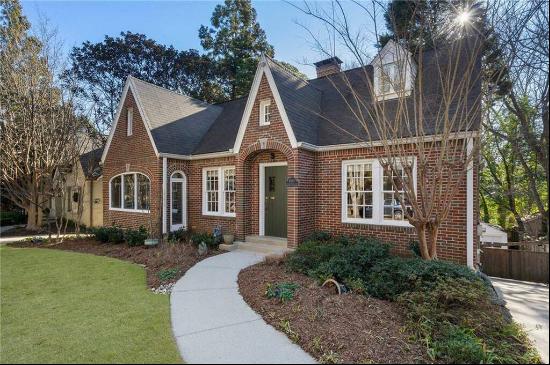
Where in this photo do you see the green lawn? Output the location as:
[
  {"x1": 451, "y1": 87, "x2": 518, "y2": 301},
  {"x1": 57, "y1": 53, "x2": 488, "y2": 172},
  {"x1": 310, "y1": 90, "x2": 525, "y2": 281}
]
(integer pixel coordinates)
[{"x1": 0, "y1": 246, "x2": 182, "y2": 364}]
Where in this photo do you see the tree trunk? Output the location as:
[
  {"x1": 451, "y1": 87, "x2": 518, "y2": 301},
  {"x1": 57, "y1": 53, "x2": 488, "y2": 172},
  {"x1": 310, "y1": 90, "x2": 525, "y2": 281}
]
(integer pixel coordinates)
[
  {"x1": 416, "y1": 223, "x2": 432, "y2": 260},
  {"x1": 26, "y1": 204, "x2": 42, "y2": 231}
]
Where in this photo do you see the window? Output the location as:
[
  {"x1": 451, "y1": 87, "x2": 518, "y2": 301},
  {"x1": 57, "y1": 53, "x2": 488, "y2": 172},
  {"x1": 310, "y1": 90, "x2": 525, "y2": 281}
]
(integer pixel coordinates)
[
  {"x1": 224, "y1": 168, "x2": 236, "y2": 214},
  {"x1": 345, "y1": 163, "x2": 373, "y2": 219},
  {"x1": 109, "y1": 173, "x2": 150, "y2": 212},
  {"x1": 202, "y1": 166, "x2": 236, "y2": 216},
  {"x1": 382, "y1": 165, "x2": 412, "y2": 221},
  {"x1": 127, "y1": 107, "x2": 133, "y2": 136},
  {"x1": 259, "y1": 99, "x2": 271, "y2": 126},
  {"x1": 379, "y1": 62, "x2": 405, "y2": 95},
  {"x1": 137, "y1": 174, "x2": 150, "y2": 210},
  {"x1": 110, "y1": 176, "x2": 121, "y2": 208},
  {"x1": 342, "y1": 158, "x2": 415, "y2": 226}
]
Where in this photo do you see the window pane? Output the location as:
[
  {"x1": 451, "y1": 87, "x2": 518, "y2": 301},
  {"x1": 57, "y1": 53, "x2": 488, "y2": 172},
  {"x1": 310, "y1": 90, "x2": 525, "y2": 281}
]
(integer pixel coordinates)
[
  {"x1": 223, "y1": 168, "x2": 235, "y2": 214},
  {"x1": 137, "y1": 174, "x2": 150, "y2": 210},
  {"x1": 111, "y1": 176, "x2": 121, "y2": 208},
  {"x1": 124, "y1": 174, "x2": 135, "y2": 209},
  {"x1": 205, "y1": 169, "x2": 219, "y2": 213},
  {"x1": 345, "y1": 163, "x2": 372, "y2": 220},
  {"x1": 172, "y1": 181, "x2": 182, "y2": 225},
  {"x1": 172, "y1": 172, "x2": 183, "y2": 179}
]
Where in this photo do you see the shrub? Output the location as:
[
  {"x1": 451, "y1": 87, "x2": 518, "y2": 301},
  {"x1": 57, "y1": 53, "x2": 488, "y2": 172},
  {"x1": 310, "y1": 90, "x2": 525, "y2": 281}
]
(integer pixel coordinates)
[
  {"x1": 306, "y1": 230, "x2": 333, "y2": 242},
  {"x1": 89, "y1": 227, "x2": 110, "y2": 243},
  {"x1": 106, "y1": 226, "x2": 125, "y2": 244},
  {"x1": 157, "y1": 268, "x2": 179, "y2": 282},
  {"x1": 89, "y1": 226, "x2": 125, "y2": 244},
  {"x1": 286, "y1": 237, "x2": 390, "y2": 284},
  {"x1": 125, "y1": 226, "x2": 148, "y2": 246},
  {"x1": 167, "y1": 227, "x2": 191, "y2": 244},
  {"x1": 190, "y1": 232, "x2": 218, "y2": 248},
  {"x1": 366, "y1": 257, "x2": 478, "y2": 300},
  {"x1": 0, "y1": 211, "x2": 27, "y2": 225},
  {"x1": 266, "y1": 282, "x2": 299, "y2": 303}
]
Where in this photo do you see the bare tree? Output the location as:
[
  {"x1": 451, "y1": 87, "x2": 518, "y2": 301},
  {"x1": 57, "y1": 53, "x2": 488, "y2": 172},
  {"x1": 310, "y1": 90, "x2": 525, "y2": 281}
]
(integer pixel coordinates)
[
  {"x1": 0, "y1": 0, "x2": 87, "y2": 232},
  {"x1": 290, "y1": 0, "x2": 483, "y2": 260},
  {"x1": 484, "y1": 0, "x2": 549, "y2": 236}
]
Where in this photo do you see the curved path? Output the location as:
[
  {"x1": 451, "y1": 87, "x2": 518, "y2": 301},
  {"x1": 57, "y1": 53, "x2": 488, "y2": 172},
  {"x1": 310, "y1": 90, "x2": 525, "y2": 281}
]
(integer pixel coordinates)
[{"x1": 170, "y1": 250, "x2": 316, "y2": 364}]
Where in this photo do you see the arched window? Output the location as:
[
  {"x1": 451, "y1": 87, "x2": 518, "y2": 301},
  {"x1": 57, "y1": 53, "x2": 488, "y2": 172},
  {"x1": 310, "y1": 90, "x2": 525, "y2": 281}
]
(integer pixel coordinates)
[{"x1": 109, "y1": 172, "x2": 150, "y2": 212}]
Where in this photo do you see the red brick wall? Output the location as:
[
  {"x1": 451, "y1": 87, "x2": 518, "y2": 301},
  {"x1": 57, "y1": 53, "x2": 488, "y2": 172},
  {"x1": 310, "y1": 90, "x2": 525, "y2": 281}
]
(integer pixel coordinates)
[
  {"x1": 167, "y1": 157, "x2": 237, "y2": 236},
  {"x1": 314, "y1": 143, "x2": 477, "y2": 264},
  {"x1": 102, "y1": 90, "x2": 162, "y2": 233}
]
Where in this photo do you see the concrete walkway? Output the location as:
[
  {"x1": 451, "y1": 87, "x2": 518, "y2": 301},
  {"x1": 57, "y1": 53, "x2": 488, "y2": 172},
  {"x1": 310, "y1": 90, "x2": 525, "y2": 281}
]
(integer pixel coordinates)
[
  {"x1": 491, "y1": 277, "x2": 549, "y2": 364},
  {"x1": 170, "y1": 250, "x2": 316, "y2": 364}
]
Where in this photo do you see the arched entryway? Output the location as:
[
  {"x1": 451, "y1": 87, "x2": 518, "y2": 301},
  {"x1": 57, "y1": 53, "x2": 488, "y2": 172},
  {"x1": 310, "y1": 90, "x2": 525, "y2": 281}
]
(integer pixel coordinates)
[
  {"x1": 170, "y1": 171, "x2": 187, "y2": 231},
  {"x1": 237, "y1": 140, "x2": 296, "y2": 243}
]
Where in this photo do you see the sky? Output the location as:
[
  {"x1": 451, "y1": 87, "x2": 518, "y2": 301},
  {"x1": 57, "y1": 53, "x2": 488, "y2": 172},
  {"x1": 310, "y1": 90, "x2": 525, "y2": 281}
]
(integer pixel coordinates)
[{"x1": 20, "y1": 0, "x2": 384, "y2": 79}]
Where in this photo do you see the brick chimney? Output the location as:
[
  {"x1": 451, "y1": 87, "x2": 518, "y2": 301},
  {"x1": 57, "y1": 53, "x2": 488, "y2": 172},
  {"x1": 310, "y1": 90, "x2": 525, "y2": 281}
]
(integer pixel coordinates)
[{"x1": 314, "y1": 57, "x2": 342, "y2": 78}]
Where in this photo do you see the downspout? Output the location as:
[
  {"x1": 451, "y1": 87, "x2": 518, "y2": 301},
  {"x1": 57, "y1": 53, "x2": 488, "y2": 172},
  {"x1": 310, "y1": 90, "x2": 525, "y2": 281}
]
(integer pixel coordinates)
[
  {"x1": 466, "y1": 138, "x2": 474, "y2": 269},
  {"x1": 162, "y1": 157, "x2": 167, "y2": 235}
]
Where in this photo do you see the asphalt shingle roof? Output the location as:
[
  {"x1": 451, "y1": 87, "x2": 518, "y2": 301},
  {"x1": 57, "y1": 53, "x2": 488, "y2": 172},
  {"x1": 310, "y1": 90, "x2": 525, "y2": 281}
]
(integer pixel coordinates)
[{"x1": 127, "y1": 40, "x2": 480, "y2": 156}]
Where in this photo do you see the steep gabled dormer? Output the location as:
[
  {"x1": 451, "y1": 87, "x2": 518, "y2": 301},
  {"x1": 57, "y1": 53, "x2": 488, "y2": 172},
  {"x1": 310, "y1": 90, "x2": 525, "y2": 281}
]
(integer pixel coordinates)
[{"x1": 370, "y1": 40, "x2": 416, "y2": 101}]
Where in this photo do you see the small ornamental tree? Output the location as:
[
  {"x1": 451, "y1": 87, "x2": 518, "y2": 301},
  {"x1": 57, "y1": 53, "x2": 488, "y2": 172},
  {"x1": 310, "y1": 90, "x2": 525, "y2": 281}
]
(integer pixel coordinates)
[{"x1": 292, "y1": 0, "x2": 485, "y2": 259}]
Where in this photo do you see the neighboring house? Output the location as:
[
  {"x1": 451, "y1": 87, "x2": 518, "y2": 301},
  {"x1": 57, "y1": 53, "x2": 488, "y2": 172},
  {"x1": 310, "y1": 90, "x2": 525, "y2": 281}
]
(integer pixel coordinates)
[
  {"x1": 49, "y1": 147, "x2": 104, "y2": 228},
  {"x1": 101, "y1": 40, "x2": 480, "y2": 266},
  {"x1": 480, "y1": 222, "x2": 508, "y2": 246}
]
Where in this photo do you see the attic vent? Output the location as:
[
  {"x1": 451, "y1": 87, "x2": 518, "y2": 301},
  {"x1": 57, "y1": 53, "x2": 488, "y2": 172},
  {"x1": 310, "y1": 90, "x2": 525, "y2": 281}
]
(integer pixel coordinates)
[{"x1": 314, "y1": 57, "x2": 342, "y2": 78}]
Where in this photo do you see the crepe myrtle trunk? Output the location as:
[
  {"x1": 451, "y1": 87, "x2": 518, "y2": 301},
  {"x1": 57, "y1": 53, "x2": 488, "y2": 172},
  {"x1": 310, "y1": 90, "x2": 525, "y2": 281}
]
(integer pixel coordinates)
[{"x1": 412, "y1": 220, "x2": 439, "y2": 260}]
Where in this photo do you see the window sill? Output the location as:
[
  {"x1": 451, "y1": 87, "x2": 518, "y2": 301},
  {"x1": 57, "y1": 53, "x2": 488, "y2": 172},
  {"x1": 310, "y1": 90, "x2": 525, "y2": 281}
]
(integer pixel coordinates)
[
  {"x1": 259, "y1": 123, "x2": 271, "y2": 127},
  {"x1": 202, "y1": 212, "x2": 236, "y2": 218},
  {"x1": 109, "y1": 207, "x2": 150, "y2": 214},
  {"x1": 342, "y1": 217, "x2": 413, "y2": 228}
]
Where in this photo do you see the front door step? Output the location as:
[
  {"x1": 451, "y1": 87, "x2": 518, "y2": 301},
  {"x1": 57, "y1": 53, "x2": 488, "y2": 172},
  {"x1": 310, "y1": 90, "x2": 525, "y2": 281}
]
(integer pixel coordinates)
[{"x1": 220, "y1": 235, "x2": 291, "y2": 257}]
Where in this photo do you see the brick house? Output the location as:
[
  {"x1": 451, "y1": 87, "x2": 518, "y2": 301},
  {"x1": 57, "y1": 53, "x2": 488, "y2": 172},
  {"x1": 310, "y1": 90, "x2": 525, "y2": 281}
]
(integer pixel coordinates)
[{"x1": 101, "y1": 41, "x2": 480, "y2": 266}]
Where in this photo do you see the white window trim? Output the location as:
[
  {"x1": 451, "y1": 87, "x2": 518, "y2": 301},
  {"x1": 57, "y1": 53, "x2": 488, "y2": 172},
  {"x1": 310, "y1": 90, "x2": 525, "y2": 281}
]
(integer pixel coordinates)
[
  {"x1": 170, "y1": 171, "x2": 187, "y2": 231},
  {"x1": 259, "y1": 99, "x2": 271, "y2": 126},
  {"x1": 341, "y1": 158, "x2": 416, "y2": 227},
  {"x1": 127, "y1": 107, "x2": 133, "y2": 136},
  {"x1": 108, "y1": 172, "x2": 150, "y2": 213},
  {"x1": 202, "y1": 166, "x2": 236, "y2": 217}
]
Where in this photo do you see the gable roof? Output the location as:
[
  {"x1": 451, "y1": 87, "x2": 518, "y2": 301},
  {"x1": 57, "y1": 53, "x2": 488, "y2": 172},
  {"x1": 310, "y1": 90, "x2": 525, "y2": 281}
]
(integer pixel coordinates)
[
  {"x1": 80, "y1": 147, "x2": 104, "y2": 179},
  {"x1": 104, "y1": 41, "x2": 480, "y2": 160}
]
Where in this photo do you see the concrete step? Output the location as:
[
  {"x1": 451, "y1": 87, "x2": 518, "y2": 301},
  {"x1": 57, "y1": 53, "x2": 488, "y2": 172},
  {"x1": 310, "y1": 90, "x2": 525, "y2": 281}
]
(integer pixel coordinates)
[
  {"x1": 244, "y1": 235, "x2": 287, "y2": 247},
  {"x1": 237, "y1": 241, "x2": 292, "y2": 255}
]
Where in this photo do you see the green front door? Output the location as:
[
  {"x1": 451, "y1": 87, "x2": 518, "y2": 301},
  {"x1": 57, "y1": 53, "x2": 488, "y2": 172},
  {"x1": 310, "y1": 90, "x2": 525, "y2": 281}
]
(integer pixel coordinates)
[{"x1": 264, "y1": 166, "x2": 287, "y2": 238}]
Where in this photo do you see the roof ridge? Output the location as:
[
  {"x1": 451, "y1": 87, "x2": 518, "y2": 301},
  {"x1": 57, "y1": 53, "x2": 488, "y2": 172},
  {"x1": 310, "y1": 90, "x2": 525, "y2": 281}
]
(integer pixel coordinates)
[
  {"x1": 128, "y1": 75, "x2": 212, "y2": 107},
  {"x1": 264, "y1": 56, "x2": 324, "y2": 92}
]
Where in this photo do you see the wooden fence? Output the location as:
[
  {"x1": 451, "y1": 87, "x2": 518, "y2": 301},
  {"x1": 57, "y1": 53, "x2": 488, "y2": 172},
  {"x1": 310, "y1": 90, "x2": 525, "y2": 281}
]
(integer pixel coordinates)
[{"x1": 481, "y1": 247, "x2": 549, "y2": 283}]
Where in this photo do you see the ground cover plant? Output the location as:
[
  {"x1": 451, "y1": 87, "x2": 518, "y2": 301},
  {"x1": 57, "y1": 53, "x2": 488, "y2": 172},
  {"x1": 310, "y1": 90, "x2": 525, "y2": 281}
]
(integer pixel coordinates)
[
  {"x1": 242, "y1": 232, "x2": 541, "y2": 364},
  {"x1": 0, "y1": 246, "x2": 182, "y2": 363}
]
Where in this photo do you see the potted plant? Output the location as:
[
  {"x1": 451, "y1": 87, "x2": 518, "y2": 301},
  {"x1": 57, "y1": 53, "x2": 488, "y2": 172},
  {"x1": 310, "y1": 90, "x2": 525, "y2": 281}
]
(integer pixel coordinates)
[{"x1": 223, "y1": 233, "x2": 234, "y2": 245}]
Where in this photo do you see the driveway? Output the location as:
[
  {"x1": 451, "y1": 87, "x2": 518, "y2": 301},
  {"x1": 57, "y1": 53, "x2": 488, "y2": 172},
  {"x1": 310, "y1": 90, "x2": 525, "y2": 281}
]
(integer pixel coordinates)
[{"x1": 491, "y1": 277, "x2": 549, "y2": 364}]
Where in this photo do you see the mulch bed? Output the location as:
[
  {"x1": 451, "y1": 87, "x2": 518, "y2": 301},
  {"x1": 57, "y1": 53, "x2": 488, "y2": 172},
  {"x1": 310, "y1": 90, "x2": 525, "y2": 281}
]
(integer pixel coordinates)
[
  {"x1": 238, "y1": 260, "x2": 429, "y2": 364},
  {"x1": 9, "y1": 238, "x2": 218, "y2": 288}
]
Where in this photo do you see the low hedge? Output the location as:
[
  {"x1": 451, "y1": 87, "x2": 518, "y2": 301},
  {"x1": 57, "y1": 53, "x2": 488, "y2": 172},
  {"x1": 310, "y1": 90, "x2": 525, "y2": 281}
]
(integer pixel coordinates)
[{"x1": 283, "y1": 231, "x2": 541, "y2": 364}]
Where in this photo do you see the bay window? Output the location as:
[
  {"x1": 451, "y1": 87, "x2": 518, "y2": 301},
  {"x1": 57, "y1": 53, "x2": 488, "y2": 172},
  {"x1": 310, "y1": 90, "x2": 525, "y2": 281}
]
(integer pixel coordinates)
[
  {"x1": 342, "y1": 158, "x2": 415, "y2": 226},
  {"x1": 109, "y1": 172, "x2": 150, "y2": 212},
  {"x1": 203, "y1": 166, "x2": 236, "y2": 217}
]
